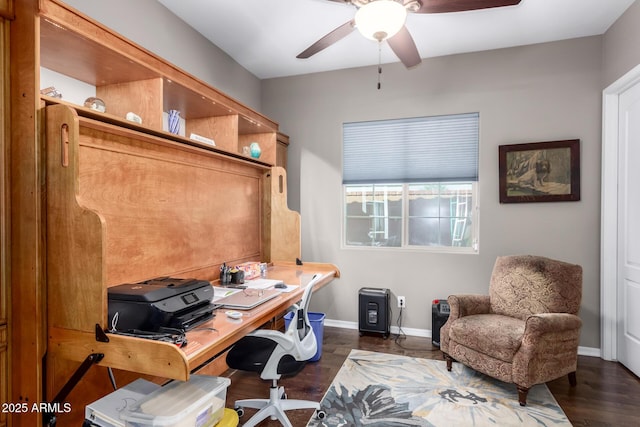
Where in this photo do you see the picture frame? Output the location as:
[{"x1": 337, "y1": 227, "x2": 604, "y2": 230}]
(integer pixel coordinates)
[{"x1": 499, "y1": 139, "x2": 580, "y2": 203}]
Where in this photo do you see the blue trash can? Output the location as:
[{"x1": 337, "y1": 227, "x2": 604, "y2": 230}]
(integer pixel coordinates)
[{"x1": 284, "y1": 312, "x2": 325, "y2": 362}]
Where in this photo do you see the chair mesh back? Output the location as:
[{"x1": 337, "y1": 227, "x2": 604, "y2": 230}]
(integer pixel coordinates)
[{"x1": 290, "y1": 278, "x2": 316, "y2": 341}]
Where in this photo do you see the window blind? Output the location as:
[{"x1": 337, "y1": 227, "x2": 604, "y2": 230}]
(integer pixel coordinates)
[{"x1": 343, "y1": 112, "x2": 479, "y2": 184}]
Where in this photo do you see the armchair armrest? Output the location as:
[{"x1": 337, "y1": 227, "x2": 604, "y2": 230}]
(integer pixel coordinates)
[
  {"x1": 448, "y1": 294, "x2": 491, "y2": 320},
  {"x1": 519, "y1": 313, "x2": 582, "y2": 356},
  {"x1": 523, "y1": 313, "x2": 582, "y2": 336},
  {"x1": 514, "y1": 313, "x2": 583, "y2": 386},
  {"x1": 440, "y1": 294, "x2": 490, "y2": 354}
]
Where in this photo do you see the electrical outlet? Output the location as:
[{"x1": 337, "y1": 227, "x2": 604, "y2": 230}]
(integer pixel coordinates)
[{"x1": 397, "y1": 296, "x2": 406, "y2": 308}]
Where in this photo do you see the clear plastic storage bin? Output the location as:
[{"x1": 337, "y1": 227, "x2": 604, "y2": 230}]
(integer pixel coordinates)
[{"x1": 121, "y1": 375, "x2": 230, "y2": 427}]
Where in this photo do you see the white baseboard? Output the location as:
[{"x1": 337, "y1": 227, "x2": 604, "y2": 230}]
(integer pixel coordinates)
[
  {"x1": 324, "y1": 319, "x2": 431, "y2": 338},
  {"x1": 324, "y1": 318, "x2": 601, "y2": 357},
  {"x1": 577, "y1": 346, "x2": 601, "y2": 357},
  {"x1": 324, "y1": 319, "x2": 359, "y2": 330}
]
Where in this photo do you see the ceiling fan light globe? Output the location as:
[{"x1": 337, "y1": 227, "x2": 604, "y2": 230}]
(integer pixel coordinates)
[{"x1": 355, "y1": 0, "x2": 407, "y2": 41}]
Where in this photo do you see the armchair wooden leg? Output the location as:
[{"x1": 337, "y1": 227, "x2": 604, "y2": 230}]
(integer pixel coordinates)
[
  {"x1": 444, "y1": 354, "x2": 453, "y2": 371},
  {"x1": 517, "y1": 386, "x2": 529, "y2": 406},
  {"x1": 568, "y1": 371, "x2": 577, "y2": 387}
]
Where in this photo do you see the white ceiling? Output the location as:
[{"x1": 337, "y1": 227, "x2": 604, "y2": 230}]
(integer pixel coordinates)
[{"x1": 157, "y1": 0, "x2": 636, "y2": 79}]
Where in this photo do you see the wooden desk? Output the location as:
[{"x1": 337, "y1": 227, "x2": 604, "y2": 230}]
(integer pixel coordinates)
[
  {"x1": 48, "y1": 262, "x2": 338, "y2": 382},
  {"x1": 184, "y1": 263, "x2": 338, "y2": 373},
  {"x1": 47, "y1": 263, "x2": 338, "y2": 426}
]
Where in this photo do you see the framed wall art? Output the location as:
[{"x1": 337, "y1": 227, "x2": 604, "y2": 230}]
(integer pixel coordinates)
[{"x1": 498, "y1": 139, "x2": 580, "y2": 203}]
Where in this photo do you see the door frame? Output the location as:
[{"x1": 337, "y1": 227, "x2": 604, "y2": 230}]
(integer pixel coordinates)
[{"x1": 601, "y1": 63, "x2": 640, "y2": 361}]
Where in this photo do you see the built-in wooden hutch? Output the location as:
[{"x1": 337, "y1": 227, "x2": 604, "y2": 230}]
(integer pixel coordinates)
[{"x1": 8, "y1": 1, "x2": 337, "y2": 425}]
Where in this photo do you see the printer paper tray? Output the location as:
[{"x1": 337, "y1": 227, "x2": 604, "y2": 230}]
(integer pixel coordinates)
[{"x1": 172, "y1": 303, "x2": 221, "y2": 330}]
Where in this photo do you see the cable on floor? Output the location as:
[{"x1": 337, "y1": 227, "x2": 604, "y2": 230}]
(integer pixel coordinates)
[
  {"x1": 394, "y1": 307, "x2": 442, "y2": 352},
  {"x1": 394, "y1": 307, "x2": 407, "y2": 344}
]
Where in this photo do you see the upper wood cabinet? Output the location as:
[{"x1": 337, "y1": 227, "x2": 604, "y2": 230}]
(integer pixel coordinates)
[{"x1": 39, "y1": 0, "x2": 278, "y2": 165}]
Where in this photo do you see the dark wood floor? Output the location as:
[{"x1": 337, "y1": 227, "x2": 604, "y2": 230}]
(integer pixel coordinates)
[{"x1": 223, "y1": 326, "x2": 640, "y2": 426}]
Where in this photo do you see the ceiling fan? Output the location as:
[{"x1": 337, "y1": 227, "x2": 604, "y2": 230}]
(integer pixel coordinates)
[{"x1": 297, "y1": 0, "x2": 522, "y2": 68}]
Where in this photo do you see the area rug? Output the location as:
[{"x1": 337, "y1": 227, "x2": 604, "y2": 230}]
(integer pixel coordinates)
[{"x1": 307, "y1": 349, "x2": 571, "y2": 427}]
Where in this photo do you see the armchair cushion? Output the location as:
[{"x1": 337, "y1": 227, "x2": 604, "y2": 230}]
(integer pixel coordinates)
[{"x1": 449, "y1": 314, "x2": 525, "y2": 362}]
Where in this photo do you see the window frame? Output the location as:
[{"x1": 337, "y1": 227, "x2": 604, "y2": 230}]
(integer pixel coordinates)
[{"x1": 342, "y1": 181, "x2": 479, "y2": 254}]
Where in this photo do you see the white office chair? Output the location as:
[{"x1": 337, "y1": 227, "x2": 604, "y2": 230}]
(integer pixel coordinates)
[{"x1": 226, "y1": 275, "x2": 325, "y2": 427}]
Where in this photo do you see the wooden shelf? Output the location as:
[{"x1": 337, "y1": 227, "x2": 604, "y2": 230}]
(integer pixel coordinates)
[
  {"x1": 42, "y1": 96, "x2": 276, "y2": 168},
  {"x1": 39, "y1": 0, "x2": 278, "y2": 165},
  {"x1": 40, "y1": 16, "x2": 158, "y2": 87}
]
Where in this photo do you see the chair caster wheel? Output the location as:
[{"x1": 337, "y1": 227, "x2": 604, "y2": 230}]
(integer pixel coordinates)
[
  {"x1": 315, "y1": 409, "x2": 326, "y2": 420},
  {"x1": 235, "y1": 406, "x2": 244, "y2": 417}
]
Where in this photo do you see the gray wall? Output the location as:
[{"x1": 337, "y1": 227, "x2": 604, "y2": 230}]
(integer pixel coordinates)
[
  {"x1": 262, "y1": 37, "x2": 604, "y2": 349},
  {"x1": 60, "y1": 0, "x2": 262, "y2": 111},
  {"x1": 603, "y1": 0, "x2": 640, "y2": 87}
]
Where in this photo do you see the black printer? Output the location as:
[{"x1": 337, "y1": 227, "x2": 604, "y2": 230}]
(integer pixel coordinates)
[{"x1": 108, "y1": 277, "x2": 217, "y2": 332}]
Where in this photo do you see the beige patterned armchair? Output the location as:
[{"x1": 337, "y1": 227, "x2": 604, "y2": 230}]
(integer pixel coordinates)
[{"x1": 440, "y1": 255, "x2": 583, "y2": 406}]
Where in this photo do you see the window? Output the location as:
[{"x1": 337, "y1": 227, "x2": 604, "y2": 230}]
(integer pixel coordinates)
[{"x1": 343, "y1": 113, "x2": 479, "y2": 252}]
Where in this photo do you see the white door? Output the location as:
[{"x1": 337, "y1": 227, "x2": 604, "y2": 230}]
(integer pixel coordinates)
[{"x1": 617, "y1": 81, "x2": 640, "y2": 377}]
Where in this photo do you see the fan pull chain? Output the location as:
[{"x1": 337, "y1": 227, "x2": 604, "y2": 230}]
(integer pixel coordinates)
[{"x1": 377, "y1": 41, "x2": 382, "y2": 90}]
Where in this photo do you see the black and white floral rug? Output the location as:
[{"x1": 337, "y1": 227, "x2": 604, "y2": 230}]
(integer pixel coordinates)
[{"x1": 307, "y1": 349, "x2": 571, "y2": 427}]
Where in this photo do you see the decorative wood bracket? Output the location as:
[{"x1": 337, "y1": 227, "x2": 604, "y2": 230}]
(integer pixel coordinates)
[{"x1": 95, "y1": 323, "x2": 110, "y2": 343}]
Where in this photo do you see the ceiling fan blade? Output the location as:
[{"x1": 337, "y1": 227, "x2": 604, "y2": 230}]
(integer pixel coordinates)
[
  {"x1": 297, "y1": 20, "x2": 356, "y2": 59},
  {"x1": 415, "y1": 0, "x2": 521, "y2": 14},
  {"x1": 387, "y1": 26, "x2": 421, "y2": 68}
]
